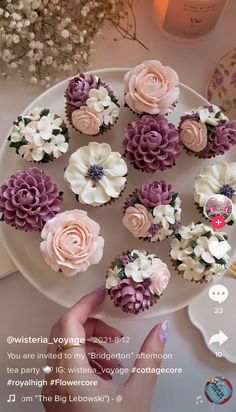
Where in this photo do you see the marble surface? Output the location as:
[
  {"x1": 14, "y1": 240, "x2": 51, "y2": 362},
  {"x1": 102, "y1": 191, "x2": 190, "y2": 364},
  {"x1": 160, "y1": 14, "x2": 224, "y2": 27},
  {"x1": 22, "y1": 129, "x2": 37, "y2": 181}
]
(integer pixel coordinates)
[{"x1": 1, "y1": 0, "x2": 236, "y2": 411}]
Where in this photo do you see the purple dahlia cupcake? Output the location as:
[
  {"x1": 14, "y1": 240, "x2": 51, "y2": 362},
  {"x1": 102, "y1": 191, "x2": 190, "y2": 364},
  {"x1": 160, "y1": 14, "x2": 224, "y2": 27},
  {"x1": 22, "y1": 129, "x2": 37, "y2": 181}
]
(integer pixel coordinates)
[
  {"x1": 179, "y1": 104, "x2": 236, "y2": 158},
  {"x1": 8, "y1": 107, "x2": 69, "y2": 163},
  {"x1": 123, "y1": 180, "x2": 182, "y2": 242},
  {"x1": 123, "y1": 114, "x2": 181, "y2": 173},
  {"x1": 106, "y1": 249, "x2": 170, "y2": 315},
  {"x1": 0, "y1": 167, "x2": 63, "y2": 232},
  {"x1": 65, "y1": 74, "x2": 120, "y2": 136},
  {"x1": 124, "y1": 60, "x2": 179, "y2": 115}
]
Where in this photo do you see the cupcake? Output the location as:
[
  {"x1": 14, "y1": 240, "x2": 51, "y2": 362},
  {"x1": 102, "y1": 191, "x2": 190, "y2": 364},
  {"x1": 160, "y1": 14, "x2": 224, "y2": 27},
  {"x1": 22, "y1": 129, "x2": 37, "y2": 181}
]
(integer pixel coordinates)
[
  {"x1": 106, "y1": 249, "x2": 170, "y2": 315},
  {"x1": 179, "y1": 104, "x2": 236, "y2": 158},
  {"x1": 170, "y1": 222, "x2": 231, "y2": 283},
  {"x1": 194, "y1": 161, "x2": 236, "y2": 225},
  {"x1": 124, "y1": 60, "x2": 179, "y2": 115},
  {"x1": 8, "y1": 107, "x2": 69, "y2": 162},
  {"x1": 65, "y1": 74, "x2": 120, "y2": 135},
  {"x1": 40, "y1": 209, "x2": 104, "y2": 276},
  {"x1": 123, "y1": 180, "x2": 182, "y2": 242},
  {"x1": 123, "y1": 114, "x2": 181, "y2": 173},
  {"x1": 64, "y1": 142, "x2": 128, "y2": 207},
  {"x1": 0, "y1": 167, "x2": 63, "y2": 232}
]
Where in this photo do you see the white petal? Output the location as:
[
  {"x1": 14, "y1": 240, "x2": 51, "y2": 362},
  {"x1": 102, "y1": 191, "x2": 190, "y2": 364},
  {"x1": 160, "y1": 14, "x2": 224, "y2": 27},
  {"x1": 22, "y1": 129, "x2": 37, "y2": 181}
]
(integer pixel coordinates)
[
  {"x1": 99, "y1": 175, "x2": 126, "y2": 198},
  {"x1": 88, "y1": 142, "x2": 111, "y2": 165},
  {"x1": 79, "y1": 179, "x2": 110, "y2": 206}
]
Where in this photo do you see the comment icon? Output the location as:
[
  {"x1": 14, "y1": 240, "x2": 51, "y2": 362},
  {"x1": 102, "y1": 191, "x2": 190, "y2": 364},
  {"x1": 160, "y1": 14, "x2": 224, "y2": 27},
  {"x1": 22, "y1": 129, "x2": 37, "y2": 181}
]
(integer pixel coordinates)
[{"x1": 208, "y1": 285, "x2": 229, "y2": 304}]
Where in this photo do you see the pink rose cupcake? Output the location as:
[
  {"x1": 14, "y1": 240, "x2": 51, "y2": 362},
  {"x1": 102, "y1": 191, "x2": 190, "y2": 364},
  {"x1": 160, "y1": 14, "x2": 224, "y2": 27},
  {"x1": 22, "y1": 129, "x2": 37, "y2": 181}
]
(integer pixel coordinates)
[
  {"x1": 40, "y1": 209, "x2": 104, "y2": 276},
  {"x1": 65, "y1": 74, "x2": 120, "y2": 136},
  {"x1": 106, "y1": 249, "x2": 171, "y2": 315},
  {"x1": 123, "y1": 180, "x2": 182, "y2": 242},
  {"x1": 179, "y1": 104, "x2": 236, "y2": 158},
  {"x1": 123, "y1": 114, "x2": 181, "y2": 173},
  {"x1": 124, "y1": 60, "x2": 179, "y2": 115}
]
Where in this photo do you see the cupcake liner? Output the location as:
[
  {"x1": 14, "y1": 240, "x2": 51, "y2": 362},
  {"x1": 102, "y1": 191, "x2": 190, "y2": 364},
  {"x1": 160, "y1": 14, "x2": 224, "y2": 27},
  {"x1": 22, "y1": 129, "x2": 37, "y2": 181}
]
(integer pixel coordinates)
[
  {"x1": 65, "y1": 101, "x2": 117, "y2": 136},
  {"x1": 170, "y1": 257, "x2": 209, "y2": 285},
  {"x1": 182, "y1": 144, "x2": 216, "y2": 159}
]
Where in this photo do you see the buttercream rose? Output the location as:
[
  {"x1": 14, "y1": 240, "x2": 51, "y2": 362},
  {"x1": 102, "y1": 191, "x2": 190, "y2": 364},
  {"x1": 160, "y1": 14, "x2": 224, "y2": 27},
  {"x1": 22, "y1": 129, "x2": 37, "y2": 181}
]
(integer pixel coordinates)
[
  {"x1": 124, "y1": 60, "x2": 179, "y2": 115},
  {"x1": 180, "y1": 119, "x2": 208, "y2": 152},
  {"x1": 123, "y1": 204, "x2": 153, "y2": 238},
  {"x1": 149, "y1": 258, "x2": 171, "y2": 296},
  {"x1": 72, "y1": 106, "x2": 103, "y2": 135},
  {"x1": 40, "y1": 209, "x2": 104, "y2": 276}
]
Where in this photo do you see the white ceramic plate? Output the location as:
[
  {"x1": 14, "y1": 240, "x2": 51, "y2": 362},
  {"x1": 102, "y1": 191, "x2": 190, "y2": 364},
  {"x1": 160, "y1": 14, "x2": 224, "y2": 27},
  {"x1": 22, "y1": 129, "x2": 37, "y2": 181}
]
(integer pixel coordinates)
[
  {"x1": 188, "y1": 272, "x2": 236, "y2": 364},
  {"x1": 1, "y1": 68, "x2": 236, "y2": 320}
]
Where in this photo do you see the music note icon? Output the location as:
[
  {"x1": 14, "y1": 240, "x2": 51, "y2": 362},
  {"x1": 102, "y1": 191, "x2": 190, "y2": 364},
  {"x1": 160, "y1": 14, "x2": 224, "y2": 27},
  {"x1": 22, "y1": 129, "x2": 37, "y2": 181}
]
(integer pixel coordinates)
[{"x1": 7, "y1": 394, "x2": 16, "y2": 403}]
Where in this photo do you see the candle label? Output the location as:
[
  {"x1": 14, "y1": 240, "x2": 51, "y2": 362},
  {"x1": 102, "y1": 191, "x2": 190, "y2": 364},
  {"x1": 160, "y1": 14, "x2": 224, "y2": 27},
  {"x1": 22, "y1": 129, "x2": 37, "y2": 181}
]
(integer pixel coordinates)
[{"x1": 163, "y1": 0, "x2": 227, "y2": 38}]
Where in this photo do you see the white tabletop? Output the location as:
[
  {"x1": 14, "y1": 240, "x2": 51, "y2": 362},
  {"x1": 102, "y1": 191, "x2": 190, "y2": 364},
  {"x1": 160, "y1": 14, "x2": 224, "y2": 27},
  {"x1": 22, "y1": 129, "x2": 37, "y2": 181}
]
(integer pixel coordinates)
[{"x1": 1, "y1": 1, "x2": 236, "y2": 411}]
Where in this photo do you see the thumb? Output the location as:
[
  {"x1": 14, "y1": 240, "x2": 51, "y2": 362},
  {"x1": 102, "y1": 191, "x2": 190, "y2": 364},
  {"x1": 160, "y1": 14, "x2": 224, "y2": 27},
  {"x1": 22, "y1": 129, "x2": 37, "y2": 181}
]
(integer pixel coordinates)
[{"x1": 125, "y1": 321, "x2": 169, "y2": 403}]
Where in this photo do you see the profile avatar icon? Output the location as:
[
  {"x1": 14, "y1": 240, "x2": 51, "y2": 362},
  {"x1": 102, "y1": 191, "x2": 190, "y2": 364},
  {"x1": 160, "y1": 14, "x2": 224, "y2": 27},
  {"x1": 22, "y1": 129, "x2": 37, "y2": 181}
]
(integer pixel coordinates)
[{"x1": 204, "y1": 194, "x2": 233, "y2": 222}]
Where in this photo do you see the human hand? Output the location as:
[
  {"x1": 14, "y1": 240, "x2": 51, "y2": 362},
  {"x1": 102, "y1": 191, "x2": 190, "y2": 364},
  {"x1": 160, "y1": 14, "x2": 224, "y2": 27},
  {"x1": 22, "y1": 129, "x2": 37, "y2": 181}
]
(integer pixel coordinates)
[{"x1": 43, "y1": 287, "x2": 168, "y2": 412}]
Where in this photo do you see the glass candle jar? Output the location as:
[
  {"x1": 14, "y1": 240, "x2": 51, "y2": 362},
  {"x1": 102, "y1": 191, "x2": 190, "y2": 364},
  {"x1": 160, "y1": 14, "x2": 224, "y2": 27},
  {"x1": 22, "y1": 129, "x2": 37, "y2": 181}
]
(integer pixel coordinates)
[{"x1": 153, "y1": 0, "x2": 229, "y2": 43}]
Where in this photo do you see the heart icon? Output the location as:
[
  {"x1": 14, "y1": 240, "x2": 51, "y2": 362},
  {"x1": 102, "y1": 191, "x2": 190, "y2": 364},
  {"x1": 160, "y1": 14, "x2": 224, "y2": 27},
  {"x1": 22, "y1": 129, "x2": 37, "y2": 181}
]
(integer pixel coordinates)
[
  {"x1": 209, "y1": 241, "x2": 230, "y2": 260},
  {"x1": 42, "y1": 365, "x2": 53, "y2": 374}
]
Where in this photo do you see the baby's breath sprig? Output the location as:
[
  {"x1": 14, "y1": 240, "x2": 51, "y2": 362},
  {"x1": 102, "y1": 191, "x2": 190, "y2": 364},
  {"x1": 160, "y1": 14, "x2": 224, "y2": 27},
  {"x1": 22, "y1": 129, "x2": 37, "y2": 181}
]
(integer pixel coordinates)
[{"x1": 0, "y1": 0, "x2": 146, "y2": 87}]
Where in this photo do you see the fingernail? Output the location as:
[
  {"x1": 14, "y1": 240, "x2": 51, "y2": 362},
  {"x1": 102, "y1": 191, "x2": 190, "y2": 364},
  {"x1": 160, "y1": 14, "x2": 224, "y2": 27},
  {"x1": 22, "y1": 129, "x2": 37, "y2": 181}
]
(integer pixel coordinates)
[
  {"x1": 158, "y1": 320, "x2": 169, "y2": 343},
  {"x1": 94, "y1": 285, "x2": 106, "y2": 293}
]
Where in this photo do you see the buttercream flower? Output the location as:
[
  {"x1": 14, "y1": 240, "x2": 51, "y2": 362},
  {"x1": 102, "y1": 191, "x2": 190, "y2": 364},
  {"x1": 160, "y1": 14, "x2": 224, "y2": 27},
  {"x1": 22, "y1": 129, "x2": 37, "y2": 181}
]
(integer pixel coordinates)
[
  {"x1": 44, "y1": 134, "x2": 69, "y2": 159},
  {"x1": 106, "y1": 266, "x2": 121, "y2": 289},
  {"x1": 180, "y1": 119, "x2": 208, "y2": 152},
  {"x1": 71, "y1": 106, "x2": 103, "y2": 135},
  {"x1": 197, "y1": 105, "x2": 228, "y2": 126},
  {"x1": 123, "y1": 204, "x2": 153, "y2": 238},
  {"x1": 65, "y1": 142, "x2": 127, "y2": 206},
  {"x1": 40, "y1": 209, "x2": 104, "y2": 276},
  {"x1": 86, "y1": 87, "x2": 111, "y2": 112},
  {"x1": 194, "y1": 161, "x2": 236, "y2": 223},
  {"x1": 0, "y1": 167, "x2": 63, "y2": 231},
  {"x1": 123, "y1": 114, "x2": 181, "y2": 173},
  {"x1": 65, "y1": 74, "x2": 100, "y2": 108},
  {"x1": 153, "y1": 204, "x2": 175, "y2": 229},
  {"x1": 149, "y1": 258, "x2": 170, "y2": 296},
  {"x1": 170, "y1": 238, "x2": 193, "y2": 261},
  {"x1": 138, "y1": 181, "x2": 173, "y2": 208},
  {"x1": 178, "y1": 257, "x2": 205, "y2": 281},
  {"x1": 178, "y1": 222, "x2": 206, "y2": 240},
  {"x1": 102, "y1": 102, "x2": 119, "y2": 125},
  {"x1": 19, "y1": 143, "x2": 45, "y2": 162},
  {"x1": 125, "y1": 254, "x2": 152, "y2": 282},
  {"x1": 194, "y1": 236, "x2": 215, "y2": 264},
  {"x1": 24, "y1": 116, "x2": 53, "y2": 146},
  {"x1": 110, "y1": 278, "x2": 155, "y2": 315},
  {"x1": 124, "y1": 60, "x2": 179, "y2": 114}
]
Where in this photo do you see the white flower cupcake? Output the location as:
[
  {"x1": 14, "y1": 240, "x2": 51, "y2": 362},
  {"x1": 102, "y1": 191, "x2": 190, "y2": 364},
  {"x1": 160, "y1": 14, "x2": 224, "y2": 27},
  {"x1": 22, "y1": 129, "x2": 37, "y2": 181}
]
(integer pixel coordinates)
[
  {"x1": 64, "y1": 142, "x2": 128, "y2": 206},
  {"x1": 8, "y1": 107, "x2": 69, "y2": 163},
  {"x1": 194, "y1": 162, "x2": 236, "y2": 225},
  {"x1": 170, "y1": 222, "x2": 231, "y2": 283}
]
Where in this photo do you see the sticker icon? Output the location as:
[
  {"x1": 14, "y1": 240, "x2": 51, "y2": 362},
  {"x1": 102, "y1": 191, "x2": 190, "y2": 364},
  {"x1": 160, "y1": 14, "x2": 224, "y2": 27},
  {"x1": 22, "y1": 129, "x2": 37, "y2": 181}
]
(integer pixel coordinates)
[
  {"x1": 205, "y1": 377, "x2": 233, "y2": 405},
  {"x1": 204, "y1": 194, "x2": 232, "y2": 223},
  {"x1": 212, "y1": 215, "x2": 225, "y2": 229},
  {"x1": 208, "y1": 285, "x2": 229, "y2": 304}
]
